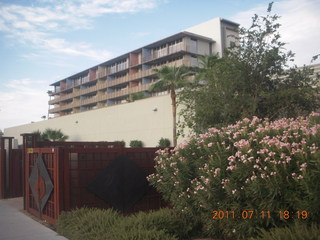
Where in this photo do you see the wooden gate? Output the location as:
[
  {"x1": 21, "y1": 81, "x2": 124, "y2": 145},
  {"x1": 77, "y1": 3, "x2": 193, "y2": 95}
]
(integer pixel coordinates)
[{"x1": 25, "y1": 148, "x2": 60, "y2": 224}]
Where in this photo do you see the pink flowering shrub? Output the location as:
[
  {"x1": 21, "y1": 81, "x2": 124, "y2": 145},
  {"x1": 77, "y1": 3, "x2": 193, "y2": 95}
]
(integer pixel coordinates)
[{"x1": 148, "y1": 113, "x2": 320, "y2": 239}]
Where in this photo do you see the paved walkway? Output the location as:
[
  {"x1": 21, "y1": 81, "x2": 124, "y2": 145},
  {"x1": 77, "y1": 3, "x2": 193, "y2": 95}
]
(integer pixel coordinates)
[{"x1": 0, "y1": 198, "x2": 67, "y2": 240}]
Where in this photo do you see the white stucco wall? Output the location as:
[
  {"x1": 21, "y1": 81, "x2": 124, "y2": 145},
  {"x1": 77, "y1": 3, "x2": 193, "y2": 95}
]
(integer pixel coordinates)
[
  {"x1": 4, "y1": 95, "x2": 174, "y2": 147},
  {"x1": 185, "y1": 18, "x2": 222, "y2": 56}
]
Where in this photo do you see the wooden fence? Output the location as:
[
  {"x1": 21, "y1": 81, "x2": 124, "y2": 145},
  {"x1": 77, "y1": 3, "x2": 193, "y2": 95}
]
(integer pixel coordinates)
[
  {"x1": 0, "y1": 137, "x2": 23, "y2": 199},
  {"x1": 22, "y1": 134, "x2": 166, "y2": 224}
]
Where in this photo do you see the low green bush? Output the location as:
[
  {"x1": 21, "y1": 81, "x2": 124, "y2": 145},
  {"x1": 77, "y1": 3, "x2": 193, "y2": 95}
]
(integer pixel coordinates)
[
  {"x1": 125, "y1": 208, "x2": 194, "y2": 239},
  {"x1": 129, "y1": 140, "x2": 143, "y2": 148},
  {"x1": 148, "y1": 113, "x2": 320, "y2": 239},
  {"x1": 57, "y1": 208, "x2": 121, "y2": 240},
  {"x1": 106, "y1": 218, "x2": 177, "y2": 240},
  {"x1": 57, "y1": 208, "x2": 193, "y2": 240},
  {"x1": 251, "y1": 221, "x2": 320, "y2": 240},
  {"x1": 158, "y1": 138, "x2": 171, "y2": 148},
  {"x1": 117, "y1": 140, "x2": 126, "y2": 147}
]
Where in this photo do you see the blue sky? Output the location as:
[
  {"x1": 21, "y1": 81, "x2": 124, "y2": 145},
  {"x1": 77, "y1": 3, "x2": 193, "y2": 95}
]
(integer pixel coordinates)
[{"x1": 1, "y1": 0, "x2": 319, "y2": 131}]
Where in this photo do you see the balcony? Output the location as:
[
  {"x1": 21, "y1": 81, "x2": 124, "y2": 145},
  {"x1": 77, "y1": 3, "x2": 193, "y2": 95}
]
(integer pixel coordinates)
[
  {"x1": 142, "y1": 41, "x2": 189, "y2": 63},
  {"x1": 49, "y1": 82, "x2": 156, "y2": 114},
  {"x1": 79, "y1": 96, "x2": 99, "y2": 106},
  {"x1": 49, "y1": 84, "x2": 99, "y2": 105},
  {"x1": 49, "y1": 102, "x2": 74, "y2": 114},
  {"x1": 107, "y1": 88, "x2": 129, "y2": 99},
  {"x1": 128, "y1": 83, "x2": 153, "y2": 94},
  {"x1": 48, "y1": 56, "x2": 191, "y2": 113},
  {"x1": 106, "y1": 75, "x2": 130, "y2": 88}
]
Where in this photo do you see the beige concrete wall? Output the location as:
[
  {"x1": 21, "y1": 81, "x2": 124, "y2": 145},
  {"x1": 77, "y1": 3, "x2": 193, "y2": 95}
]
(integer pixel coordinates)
[
  {"x1": 4, "y1": 95, "x2": 174, "y2": 147},
  {"x1": 185, "y1": 18, "x2": 223, "y2": 56}
]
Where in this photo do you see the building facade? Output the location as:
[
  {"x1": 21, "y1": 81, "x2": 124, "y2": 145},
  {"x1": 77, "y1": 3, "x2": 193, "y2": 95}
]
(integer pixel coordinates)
[
  {"x1": 48, "y1": 18, "x2": 239, "y2": 118},
  {"x1": 5, "y1": 17, "x2": 239, "y2": 146}
]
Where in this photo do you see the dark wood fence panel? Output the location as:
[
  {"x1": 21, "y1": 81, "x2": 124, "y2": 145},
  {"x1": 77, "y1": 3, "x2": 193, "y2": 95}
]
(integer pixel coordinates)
[
  {"x1": 62, "y1": 148, "x2": 166, "y2": 213},
  {"x1": 124, "y1": 148, "x2": 165, "y2": 213},
  {"x1": 7, "y1": 149, "x2": 22, "y2": 198},
  {"x1": 0, "y1": 149, "x2": 5, "y2": 199},
  {"x1": 0, "y1": 137, "x2": 23, "y2": 199},
  {"x1": 63, "y1": 148, "x2": 122, "y2": 210}
]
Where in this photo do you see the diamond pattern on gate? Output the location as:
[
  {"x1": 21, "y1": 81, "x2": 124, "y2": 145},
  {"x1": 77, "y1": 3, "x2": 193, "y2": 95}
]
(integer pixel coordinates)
[
  {"x1": 87, "y1": 155, "x2": 150, "y2": 212},
  {"x1": 28, "y1": 155, "x2": 54, "y2": 212}
]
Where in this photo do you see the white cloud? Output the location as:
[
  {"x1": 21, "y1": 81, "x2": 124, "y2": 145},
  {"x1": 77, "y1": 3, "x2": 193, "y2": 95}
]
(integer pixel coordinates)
[
  {"x1": 0, "y1": 0, "x2": 164, "y2": 130},
  {"x1": 0, "y1": 79, "x2": 49, "y2": 130},
  {"x1": 36, "y1": 37, "x2": 113, "y2": 61},
  {"x1": 0, "y1": 0, "x2": 162, "y2": 61},
  {"x1": 231, "y1": 0, "x2": 320, "y2": 66}
]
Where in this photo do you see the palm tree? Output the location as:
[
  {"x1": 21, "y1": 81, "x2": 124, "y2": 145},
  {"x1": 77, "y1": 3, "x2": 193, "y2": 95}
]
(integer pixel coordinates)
[
  {"x1": 149, "y1": 65, "x2": 191, "y2": 146},
  {"x1": 195, "y1": 54, "x2": 220, "y2": 84},
  {"x1": 33, "y1": 128, "x2": 68, "y2": 142}
]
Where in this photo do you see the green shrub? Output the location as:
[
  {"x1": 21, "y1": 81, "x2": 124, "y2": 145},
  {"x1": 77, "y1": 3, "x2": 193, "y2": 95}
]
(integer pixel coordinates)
[
  {"x1": 130, "y1": 140, "x2": 143, "y2": 148},
  {"x1": 57, "y1": 208, "x2": 121, "y2": 240},
  {"x1": 157, "y1": 138, "x2": 171, "y2": 148},
  {"x1": 106, "y1": 217, "x2": 177, "y2": 240},
  {"x1": 130, "y1": 92, "x2": 147, "y2": 102},
  {"x1": 250, "y1": 221, "x2": 320, "y2": 240},
  {"x1": 107, "y1": 208, "x2": 193, "y2": 240},
  {"x1": 116, "y1": 140, "x2": 126, "y2": 147},
  {"x1": 57, "y1": 208, "x2": 192, "y2": 240},
  {"x1": 148, "y1": 113, "x2": 320, "y2": 239},
  {"x1": 130, "y1": 208, "x2": 194, "y2": 239}
]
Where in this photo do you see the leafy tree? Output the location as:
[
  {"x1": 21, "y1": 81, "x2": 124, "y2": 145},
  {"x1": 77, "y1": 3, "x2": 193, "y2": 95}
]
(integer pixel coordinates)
[
  {"x1": 157, "y1": 137, "x2": 171, "y2": 148},
  {"x1": 129, "y1": 140, "x2": 143, "y2": 148},
  {"x1": 129, "y1": 92, "x2": 147, "y2": 102},
  {"x1": 33, "y1": 128, "x2": 68, "y2": 141},
  {"x1": 149, "y1": 65, "x2": 192, "y2": 146},
  {"x1": 179, "y1": 2, "x2": 320, "y2": 134}
]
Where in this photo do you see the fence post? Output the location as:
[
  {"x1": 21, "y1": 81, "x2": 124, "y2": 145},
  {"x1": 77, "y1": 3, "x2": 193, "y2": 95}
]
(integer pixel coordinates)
[{"x1": 0, "y1": 137, "x2": 14, "y2": 199}]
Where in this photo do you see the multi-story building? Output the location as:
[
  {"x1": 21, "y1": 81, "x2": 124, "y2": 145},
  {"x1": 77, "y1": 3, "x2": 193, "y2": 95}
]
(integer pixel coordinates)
[
  {"x1": 48, "y1": 18, "x2": 239, "y2": 118},
  {"x1": 5, "y1": 18, "x2": 320, "y2": 147}
]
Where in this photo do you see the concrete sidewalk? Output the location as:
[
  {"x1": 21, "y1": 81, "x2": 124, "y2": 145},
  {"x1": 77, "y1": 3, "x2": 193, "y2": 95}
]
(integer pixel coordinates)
[{"x1": 0, "y1": 198, "x2": 67, "y2": 240}]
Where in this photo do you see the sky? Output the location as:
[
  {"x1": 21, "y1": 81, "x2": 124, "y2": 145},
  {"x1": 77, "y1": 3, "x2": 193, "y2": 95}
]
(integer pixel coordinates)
[{"x1": 0, "y1": 0, "x2": 319, "y2": 131}]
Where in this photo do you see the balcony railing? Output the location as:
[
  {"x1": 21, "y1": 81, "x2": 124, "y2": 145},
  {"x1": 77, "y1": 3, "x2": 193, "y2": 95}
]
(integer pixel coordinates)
[
  {"x1": 49, "y1": 84, "x2": 99, "y2": 105},
  {"x1": 50, "y1": 59, "x2": 190, "y2": 105},
  {"x1": 49, "y1": 57, "x2": 191, "y2": 113},
  {"x1": 106, "y1": 75, "x2": 130, "y2": 88},
  {"x1": 142, "y1": 42, "x2": 189, "y2": 63},
  {"x1": 50, "y1": 40, "x2": 198, "y2": 97},
  {"x1": 49, "y1": 81, "x2": 156, "y2": 114}
]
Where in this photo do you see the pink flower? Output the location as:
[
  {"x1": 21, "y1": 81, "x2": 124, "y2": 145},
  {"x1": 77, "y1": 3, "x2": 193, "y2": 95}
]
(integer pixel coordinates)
[
  {"x1": 214, "y1": 168, "x2": 221, "y2": 177},
  {"x1": 300, "y1": 163, "x2": 307, "y2": 171},
  {"x1": 208, "y1": 142, "x2": 213, "y2": 147},
  {"x1": 234, "y1": 139, "x2": 250, "y2": 149}
]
